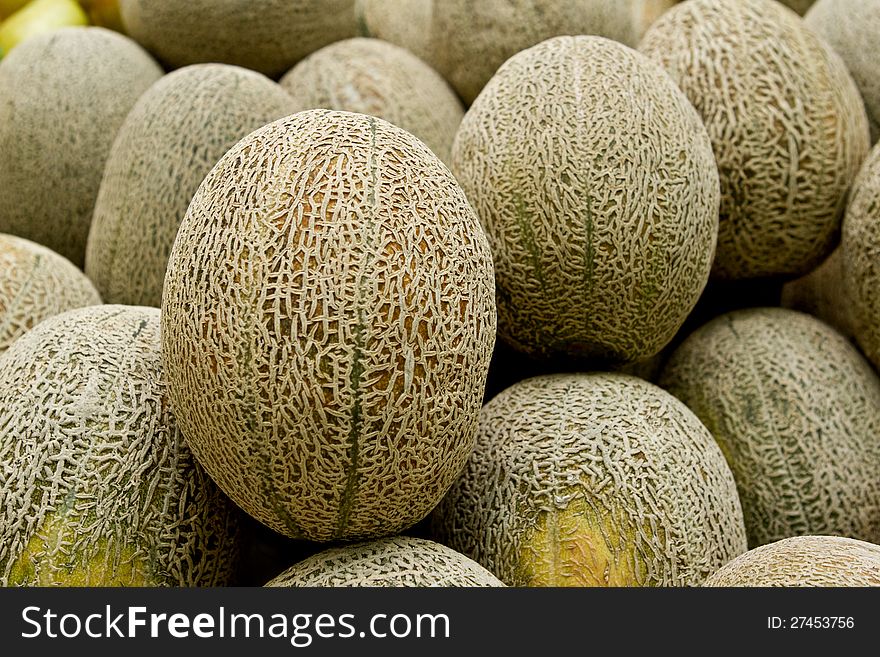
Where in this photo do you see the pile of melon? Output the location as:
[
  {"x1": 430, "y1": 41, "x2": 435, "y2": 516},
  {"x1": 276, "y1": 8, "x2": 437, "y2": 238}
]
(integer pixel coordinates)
[{"x1": 1, "y1": 0, "x2": 879, "y2": 588}]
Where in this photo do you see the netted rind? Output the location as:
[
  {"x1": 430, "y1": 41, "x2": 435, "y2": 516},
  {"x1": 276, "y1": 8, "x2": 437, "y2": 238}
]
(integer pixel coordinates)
[
  {"x1": 452, "y1": 35, "x2": 719, "y2": 363},
  {"x1": 0, "y1": 305, "x2": 241, "y2": 586},
  {"x1": 161, "y1": 109, "x2": 496, "y2": 542},
  {"x1": 659, "y1": 308, "x2": 880, "y2": 548},
  {"x1": 704, "y1": 536, "x2": 880, "y2": 587},
  {"x1": 280, "y1": 38, "x2": 463, "y2": 166},
  {"x1": 0, "y1": 27, "x2": 162, "y2": 268},
  {"x1": 119, "y1": 0, "x2": 357, "y2": 78},
  {"x1": 265, "y1": 536, "x2": 504, "y2": 587},
  {"x1": 359, "y1": 0, "x2": 676, "y2": 105},
  {"x1": 781, "y1": 248, "x2": 856, "y2": 339},
  {"x1": 430, "y1": 373, "x2": 747, "y2": 587},
  {"x1": 639, "y1": 0, "x2": 870, "y2": 280},
  {"x1": 85, "y1": 64, "x2": 299, "y2": 307},
  {"x1": 0, "y1": 234, "x2": 101, "y2": 353}
]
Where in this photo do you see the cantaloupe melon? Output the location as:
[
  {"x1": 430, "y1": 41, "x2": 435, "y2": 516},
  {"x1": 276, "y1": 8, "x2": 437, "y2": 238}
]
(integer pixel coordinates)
[
  {"x1": 85, "y1": 64, "x2": 299, "y2": 307},
  {"x1": 358, "y1": 0, "x2": 677, "y2": 105},
  {"x1": 659, "y1": 308, "x2": 880, "y2": 548},
  {"x1": 265, "y1": 536, "x2": 504, "y2": 587},
  {"x1": 781, "y1": 248, "x2": 855, "y2": 339},
  {"x1": 0, "y1": 305, "x2": 241, "y2": 586},
  {"x1": 161, "y1": 109, "x2": 496, "y2": 542},
  {"x1": 119, "y1": 0, "x2": 358, "y2": 78},
  {"x1": 704, "y1": 536, "x2": 880, "y2": 587},
  {"x1": 430, "y1": 373, "x2": 747, "y2": 587},
  {"x1": 806, "y1": 1, "x2": 880, "y2": 144},
  {"x1": 639, "y1": 0, "x2": 869, "y2": 280},
  {"x1": 279, "y1": 38, "x2": 462, "y2": 166},
  {"x1": 0, "y1": 234, "x2": 101, "y2": 353},
  {"x1": 0, "y1": 27, "x2": 162, "y2": 267},
  {"x1": 778, "y1": 0, "x2": 815, "y2": 16},
  {"x1": 453, "y1": 35, "x2": 719, "y2": 364}
]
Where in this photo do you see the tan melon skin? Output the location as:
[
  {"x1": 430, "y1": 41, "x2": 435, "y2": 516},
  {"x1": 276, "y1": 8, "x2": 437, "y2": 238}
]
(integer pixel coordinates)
[
  {"x1": 0, "y1": 27, "x2": 162, "y2": 268},
  {"x1": 359, "y1": 0, "x2": 677, "y2": 105},
  {"x1": 453, "y1": 35, "x2": 719, "y2": 364},
  {"x1": 265, "y1": 536, "x2": 504, "y2": 587},
  {"x1": 660, "y1": 308, "x2": 880, "y2": 548},
  {"x1": 161, "y1": 109, "x2": 496, "y2": 543},
  {"x1": 120, "y1": 0, "x2": 358, "y2": 78},
  {"x1": 85, "y1": 64, "x2": 300, "y2": 308},
  {"x1": 430, "y1": 373, "x2": 747, "y2": 587},
  {"x1": 705, "y1": 536, "x2": 880, "y2": 587},
  {"x1": 0, "y1": 234, "x2": 101, "y2": 353},
  {"x1": 780, "y1": 247, "x2": 856, "y2": 340},
  {"x1": 0, "y1": 305, "x2": 241, "y2": 586},
  {"x1": 280, "y1": 37, "x2": 463, "y2": 166},
  {"x1": 639, "y1": 0, "x2": 869, "y2": 281}
]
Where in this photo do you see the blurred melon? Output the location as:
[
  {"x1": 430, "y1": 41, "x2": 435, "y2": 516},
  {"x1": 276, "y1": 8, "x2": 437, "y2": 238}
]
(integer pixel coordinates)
[{"x1": 0, "y1": 0, "x2": 86, "y2": 59}]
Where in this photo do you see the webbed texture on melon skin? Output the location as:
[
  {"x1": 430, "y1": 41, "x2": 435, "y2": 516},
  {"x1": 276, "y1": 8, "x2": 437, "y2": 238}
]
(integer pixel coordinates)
[
  {"x1": 639, "y1": 0, "x2": 870, "y2": 281},
  {"x1": 120, "y1": 0, "x2": 357, "y2": 78},
  {"x1": 806, "y1": 0, "x2": 880, "y2": 144},
  {"x1": 358, "y1": 0, "x2": 677, "y2": 105},
  {"x1": 430, "y1": 373, "x2": 747, "y2": 587},
  {"x1": 704, "y1": 536, "x2": 880, "y2": 587},
  {"x1": 453, "y1": 35, "x2": 719, "y2": 363},
  {"x1": 0, "y1": 27, "x2": 162, "y2": 268},
  {"x1": 659, "y1": 308, "x2": 880, "y2": 549},
  {"x1": 781, "y1": 247, "x2": 856, "y2": 340},
  {"x1": 161, "y1": 109, "x2": 496, "y2": 542},
  {"x1": 0, "y1": 305, "x2": 241, "y2": 586},
  {"x1": 0, "y1": 234, "x2": 101, "y2": 354},
  {"x1": 265, "y1": 536, "x2": 504, "y2": 587},
  {"x1": 280, "y1": 38, "x2": 463, "y2": 166},
  {"x1": 85, "y1": 64, "x2": 300, "y2": 308}
]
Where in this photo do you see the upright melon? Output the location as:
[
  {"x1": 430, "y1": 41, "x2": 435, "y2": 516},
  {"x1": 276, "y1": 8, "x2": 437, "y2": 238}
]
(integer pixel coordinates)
[
  {"x1": 0, "y1": 234, "x2": 101, "y2": 353},
  {"x1": 161, "y1": 110, "x2": 496, "y2": 542},
  {"x1": 359, "y1": 0, "x2": 677, "y2": 104},
  {"x1": 639, "y1": 0, "x2": 869, "y2": 280},
  {"x1": 85, "y1": 64, "x2": 299, "y2": 307},
  {"x1": 265, "y1": 536, "x2": 504, "y2": 587},
  {"x1": 0, "y1": 27, "x2": 162, "y2": 267},
  {"x1": 453, "y1": 36, "x2": 719, "y2": 363},
  {"x1": 430, "y1": 373, "x2": 747, "y2": 587},
  {"x1": 704, "y1": 536, "x2": 880, "y2": 587},
  {"x1": 660, "y1": 308, "x2": 880, "y2": 548},
  {"x1": 119, "y1": 0, "x2": 358, "y2": 78},
  {"x1": 0, "y1": 305, "x2": 241, "y2": 586},
  {"x1": 279, "y1": 38, "x2": 463, "y2": 166}
]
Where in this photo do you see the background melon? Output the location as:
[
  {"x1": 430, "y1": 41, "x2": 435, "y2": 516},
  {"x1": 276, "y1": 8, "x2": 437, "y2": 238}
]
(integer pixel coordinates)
[
  {"x1": 265, "y1": 536, "x2": 504, "y2": 587},
  {"x1": 119, "y1": 0, "x2": 358, "y2": 78},
  {"x1": 430, "y1": 373, "x2": 747, "y2": 587},
  {"x1": 279, "y1": 37, "x2": 463, "y2": 166},
  {"x1": 0, "y1": 234, "x2": 101, "y2": 353},
  {"x1": 704, "y1": 536, "x2": 880, "y2": 587},
  {"x1": 0, "y1": 27, "x2": 162, "y2": 267},
  {"x1": 660, "y1": 308, "x2": 880, "y2": 548},
  {"x1": 453, "y1": 35, "x2": 719, "y2": 364},
  {"x1": 781, "y1": 248, "x2": 856, "y2": 339},
  {"x1": 85, "y1": 63, "x2": 299, "y2": 307},
  {"x1": 639, "y1": 0, "x2": 869, "y2": 280},
  {"x1": 0, "y1": 305, "x2": 241, "y2": 586},
  {"x1": 778, "y1": 0, "x2": 815, "y2": 16},
  {"x1": 161, "y1": 109, "x2": 496, "y2": 542}
]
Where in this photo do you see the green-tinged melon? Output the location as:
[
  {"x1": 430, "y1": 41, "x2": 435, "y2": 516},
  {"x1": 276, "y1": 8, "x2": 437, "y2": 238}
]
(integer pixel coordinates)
[
  {"x1": 265, "y1": 536, "x2": 504, "y2": 587},
  {"x1": 280, "y1": 38, "x2": 462, "y2": 166},
  {"x1": 0, "y1": 305, "x2": 241, "y2": 586},
  {"x1": 660, "y1": 308, "x2": 880, "y2": 548},
  {"x1": 161, "y1": 109, "x2": 496, "y2": 542},
  {"x1": 85, "y1": 64, "x2": 299, "y2": 307},
  {"x1": 359, "y1": 0, "x2": 677, "y2": 105},
  {"x1": 119, "y1": 0, "x2": 357, "y2": 78},
  {"x1": 453, "y1": 35, "x2": 718, "y2": 364},
  {"x1": 0, "y1": 234, "x2": 101, "y2": 353},
  {"x1": 781, "y1": 248, "x2": 856, "y2": 339},
  {"x1": 0, "y1": 27, "x2": 162, "y2": 268},
  {"x1": 430, "y1": 373, "x2": 747, "y2": 587},
  {"x1": 704, "y1": 536, "x2": 880, "y2": 587},
  {"x1": 639, "y1": 0, "x2": 869, "y2": 280}
]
